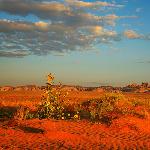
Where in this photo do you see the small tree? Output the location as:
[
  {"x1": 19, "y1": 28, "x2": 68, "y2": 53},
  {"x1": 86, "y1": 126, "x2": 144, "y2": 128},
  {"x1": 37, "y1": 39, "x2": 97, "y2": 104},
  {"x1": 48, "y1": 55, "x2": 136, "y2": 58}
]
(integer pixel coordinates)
[
  {"x1": 37, "y1": 73, "x2": 79, "y2": 120},
  {"x1": 37, "y1": 73, "x2": 65, "y2": 119}
]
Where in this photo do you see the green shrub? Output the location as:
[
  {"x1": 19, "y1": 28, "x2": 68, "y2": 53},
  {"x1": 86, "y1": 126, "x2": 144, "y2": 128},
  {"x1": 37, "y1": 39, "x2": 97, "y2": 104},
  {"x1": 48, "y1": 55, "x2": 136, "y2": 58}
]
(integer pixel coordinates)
[
  {"x1": 37, "y1": 74, "x2": 64, "y2": 119},
  {"x1": 36, "y1": 73, "x2": 150, "y2": 124},
  {"x1": 37, "y1": 73, "x2": 79, "y2": 120},
  {"x1": 80, "y1": 93, "x2": 125, "y2": 123}
]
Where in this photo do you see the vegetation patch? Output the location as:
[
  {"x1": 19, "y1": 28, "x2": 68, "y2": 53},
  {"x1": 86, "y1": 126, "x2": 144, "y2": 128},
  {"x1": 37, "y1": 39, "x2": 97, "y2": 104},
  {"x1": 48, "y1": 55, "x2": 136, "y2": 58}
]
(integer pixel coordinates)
[
  {"x1": 37, "y1": 73, "x2": 79, "y2": 120},
  {"x1": 1, "y1": 73, "x2": 149, "y2": 125}
]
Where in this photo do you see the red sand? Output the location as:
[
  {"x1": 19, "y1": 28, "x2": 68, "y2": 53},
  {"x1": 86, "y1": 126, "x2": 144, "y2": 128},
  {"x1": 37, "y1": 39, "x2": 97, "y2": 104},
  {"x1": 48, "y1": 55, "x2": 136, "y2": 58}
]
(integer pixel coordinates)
[
  {"x1": 0, "y1": 116, "x2": 150, "y2": 149},
  {"x1": 0, "y1": 91, "x2": 150, "y2": 149}
]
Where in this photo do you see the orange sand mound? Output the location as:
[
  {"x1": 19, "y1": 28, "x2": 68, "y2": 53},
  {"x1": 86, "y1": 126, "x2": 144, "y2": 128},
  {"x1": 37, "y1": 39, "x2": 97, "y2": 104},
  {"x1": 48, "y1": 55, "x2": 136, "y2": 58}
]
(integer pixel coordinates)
[{"x1": 0, "y1": 117, "x2": 150, "y2": 149}]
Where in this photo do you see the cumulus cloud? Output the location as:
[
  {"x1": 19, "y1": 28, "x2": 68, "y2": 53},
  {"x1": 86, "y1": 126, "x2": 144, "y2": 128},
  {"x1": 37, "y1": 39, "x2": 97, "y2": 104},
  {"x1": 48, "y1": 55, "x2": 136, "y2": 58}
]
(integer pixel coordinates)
[
  {"x1": 34, "y1": 21, "x2": 49, "y2": 31},
  {"x1": 124, "y1": 30, "x2": 141, "y2": 39},
  {"x1": 0, "y1": 21, "x2": 120, "y2": 56},
  {"x1": 85, "y1": 26, "x2": 103, "y2": 35},
  {"x1": 0, "y1": 0, "x2": 123, "y2": 19},
  {"x1": 0, "y1": 0, "x2": 146, "y2": 58},
  {"x1": 81, "y1": 26, "x2": 119, "y2": 39},
  {"x1": 66, "y1": 0, "x2": 124, "y2": 8},
  {"x1": 0, "y1": 0, "x2": 71, "y2": 19},
  {"x1": 0, "y1": 0, "x2": 125, "y2": 26},
  {"x1": 0, "y1": 20, "x2": 34, "y2": 32},
  {"x1": 0, "y1": 20, "x2": 62, "y2": 32},
  {"x1": 124, "y1": 30, "x2": 150, "y2": 40},
  {"x1": 100, "y1": 14, "x2": 137, "y2": 26}
]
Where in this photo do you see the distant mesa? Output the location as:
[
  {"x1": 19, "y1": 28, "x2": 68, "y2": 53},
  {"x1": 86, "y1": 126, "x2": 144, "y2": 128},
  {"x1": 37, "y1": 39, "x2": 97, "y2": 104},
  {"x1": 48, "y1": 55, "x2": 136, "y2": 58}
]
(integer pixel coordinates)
[
  {"x1": 93, "y1": 87, "x2": 104, "y2": 93},
  {"x1": 14, "y1": 85, "x2": 39, "y2": 91},
  {"x1": 61, "y1": 86, "x2": 78, "y2": 92},
  {"x1": 0, "y1": 82, "x2": 149, "y2": 93},
  {"x1": 0, "y1": 86, "x2": 14, "y2": 91},
  {"x1": 0, "y1": 85, "x2": 40, "y2": 92}
]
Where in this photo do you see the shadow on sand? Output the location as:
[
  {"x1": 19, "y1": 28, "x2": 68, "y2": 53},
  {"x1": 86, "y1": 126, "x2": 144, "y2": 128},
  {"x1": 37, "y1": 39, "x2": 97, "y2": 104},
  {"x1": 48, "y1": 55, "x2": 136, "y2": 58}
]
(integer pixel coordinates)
[{"x1": 19, "y1": 126, "x2": 45, "y2": 134}]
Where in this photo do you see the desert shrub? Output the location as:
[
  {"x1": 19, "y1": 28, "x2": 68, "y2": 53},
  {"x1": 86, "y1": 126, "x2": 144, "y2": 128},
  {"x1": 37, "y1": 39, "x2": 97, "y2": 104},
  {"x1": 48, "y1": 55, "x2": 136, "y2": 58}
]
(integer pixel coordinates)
[
  {"x1": 13, "y1": 106, "x2": 33, "y2": 120},
  {"x1": 143, "y1": 99, "x2": 150, "y2": 111},
  {"x1": 80, "y1": 93, "x2": 125, "y2": 124},
  {"x1": 37, "y1": 73, "x2": 79, "y2": 120},
  {"x1": 131, "y1": 99, "x2": 144, "y2": 107},
  {"x1": 37, "y1": 96, "x2": 65, "y2": 120},
  {"x1": 116, "y1": 97, "x2": 150, "y2": 119},
  {"x1": 132, "y1": 99, "x2": 150, "y2": 112},
  {"x1": 115, "y1": 99, "x2": 133, "y2": 115},
  {"x1": 131, "y1": 106, "x2": 149, "y2": 119},
  {"x1": 36, "y1": 73, "x2": 150, "y2": 124},
  {"x1": 127, "y1": 98, "x2": 150, "y2": 118},
  {"x1": 62, "y1": 103, "x2": 80, "y2": 119},
  {"x1": 0, "y1": 105, "x2": 36, "y2": 120},
  {"x1": 79, "y1": 92, "x2": 150, "y2": 124}
]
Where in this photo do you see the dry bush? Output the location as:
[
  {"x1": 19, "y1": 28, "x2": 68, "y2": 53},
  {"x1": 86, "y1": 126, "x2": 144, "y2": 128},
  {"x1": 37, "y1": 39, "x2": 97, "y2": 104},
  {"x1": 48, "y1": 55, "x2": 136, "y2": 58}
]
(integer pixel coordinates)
[
  {"x1": 129, "y1": 99, "x2": 150, "y2": 119},
  {"x1": 13, "y1": 106, "x2": 30, "y2": 120},
  {"x1": 131, "y1": 106, "x2": 149, "y2": 119},
  {"x1": 77, "y1": 93, "x2": 125, "y2": 124}
]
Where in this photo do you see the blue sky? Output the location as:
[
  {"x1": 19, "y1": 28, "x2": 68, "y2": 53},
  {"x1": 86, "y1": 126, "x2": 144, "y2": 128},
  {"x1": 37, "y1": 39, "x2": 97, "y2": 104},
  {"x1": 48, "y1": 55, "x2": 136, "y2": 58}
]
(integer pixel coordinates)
[{"x1": 0, "y1": 0, "x2": 150, "y2": 86}]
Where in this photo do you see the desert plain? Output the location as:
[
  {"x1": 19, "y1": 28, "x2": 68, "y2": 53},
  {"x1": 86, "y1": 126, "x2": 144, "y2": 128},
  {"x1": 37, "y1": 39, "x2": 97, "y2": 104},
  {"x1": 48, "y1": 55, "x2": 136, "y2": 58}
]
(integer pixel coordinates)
[{"x1": 0, "y1": 86, "x2": 150, "y2": 150}]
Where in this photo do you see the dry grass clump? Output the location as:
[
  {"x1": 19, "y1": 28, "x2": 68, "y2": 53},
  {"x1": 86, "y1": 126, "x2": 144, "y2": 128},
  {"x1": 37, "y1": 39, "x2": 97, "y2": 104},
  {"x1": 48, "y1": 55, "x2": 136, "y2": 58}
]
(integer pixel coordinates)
[
  {"x1": 129, "y1": 99, "x2": 150, "y2": 119},
  {"x1": 13, "y1": 106, "x2": 37, "y2": 120}
]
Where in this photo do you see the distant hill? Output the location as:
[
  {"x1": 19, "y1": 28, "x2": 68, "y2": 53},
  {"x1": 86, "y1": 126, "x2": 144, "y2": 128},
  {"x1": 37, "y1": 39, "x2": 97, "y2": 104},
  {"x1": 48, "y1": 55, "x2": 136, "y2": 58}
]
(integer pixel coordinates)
[{"x1": 0, "y1": 82, "x2": 149, "y2": 93}]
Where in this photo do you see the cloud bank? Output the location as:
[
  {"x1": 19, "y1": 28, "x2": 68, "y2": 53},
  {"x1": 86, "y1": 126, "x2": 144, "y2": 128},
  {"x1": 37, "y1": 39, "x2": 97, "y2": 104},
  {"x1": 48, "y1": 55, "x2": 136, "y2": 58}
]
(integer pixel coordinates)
[{"x1": 0, "y1": 0, "x2": 148, "y2": 57}]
